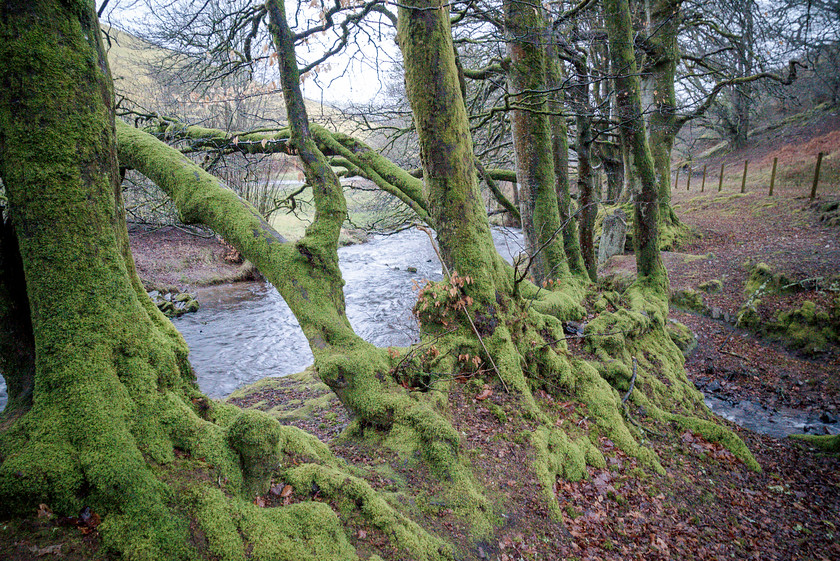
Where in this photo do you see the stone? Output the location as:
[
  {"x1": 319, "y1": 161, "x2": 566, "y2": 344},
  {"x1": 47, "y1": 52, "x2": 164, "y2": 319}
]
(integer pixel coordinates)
[{"x1": 598, "y1": 208, "x2": 627, "y2": 265}]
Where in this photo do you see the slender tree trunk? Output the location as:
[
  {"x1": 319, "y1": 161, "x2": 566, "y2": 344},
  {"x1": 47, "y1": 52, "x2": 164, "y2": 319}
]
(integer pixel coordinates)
[
  {"x1": 643, "y1": 0, "x2": 682, "y2": 225},
  {"x1": 604, "y1": 0, "x2": 666, "y2": 282},
  {"x1": 546, "y1": 47, "x2": 587, "y2": 277},
  {"x1": 570, "y1": 54, "x2": 598, "y2": 281},
  {"x1": 503, "y1": 0, "x2": 569, "y2": 284},
  {"x1": 397, "y1": 0, "x2": 507, "y2": 301}
]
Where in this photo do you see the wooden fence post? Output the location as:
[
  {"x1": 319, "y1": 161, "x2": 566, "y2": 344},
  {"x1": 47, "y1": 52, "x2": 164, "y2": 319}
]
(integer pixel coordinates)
[
  {"x1": 686, "y1": 167, "x2": 692, "y2": 191},
  {"x1": 701, "y1": 165, "x2": 707, "y2": 193},
  {"x1": 769, "y1": 157, "x2": 777, "y2": 196},
  {"x1": 810, "y1": 152, "x2": 824, "y2": 200},
  {"x1": 740, "y1": 160, "x2": 748, "y2": 193},
  {"x1": 718, "y1": 163, "x2": 724, "y2": 192}
]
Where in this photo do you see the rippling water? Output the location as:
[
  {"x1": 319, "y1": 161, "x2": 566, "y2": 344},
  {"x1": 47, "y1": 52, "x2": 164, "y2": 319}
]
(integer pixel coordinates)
[
  {"x1": 173, "y1": 227, "x2": 524, "y2": 398},
  {"x1": 1, "y1": 227, "x2": 836, "y2": 438}
]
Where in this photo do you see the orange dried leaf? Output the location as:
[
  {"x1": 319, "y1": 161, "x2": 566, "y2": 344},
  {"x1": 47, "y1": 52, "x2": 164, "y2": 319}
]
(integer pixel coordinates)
[{"x1": 476, "y1": 388, "x2": 493, "y2": 401}]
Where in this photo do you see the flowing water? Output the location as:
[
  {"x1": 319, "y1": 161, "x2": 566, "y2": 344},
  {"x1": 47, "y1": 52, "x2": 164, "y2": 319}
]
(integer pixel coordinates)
[
  {"x1": 0, "y1": 227, "x2": 836, "y2": 438},
  {"x1": 170, "y1": 227, "x2": 525, "y2": 398}
]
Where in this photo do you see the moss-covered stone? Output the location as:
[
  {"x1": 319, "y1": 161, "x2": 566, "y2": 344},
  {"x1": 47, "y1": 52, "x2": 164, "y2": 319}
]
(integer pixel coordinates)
[
  {"x1": 670, "y1": 289, "x2": 708, "y2": 314},
  {"x1": 698, "y1": 279, "x2": 722, "y2": 294},
  {"x1": 666, "y1": 320, "x2": 697, "y2": 357}
]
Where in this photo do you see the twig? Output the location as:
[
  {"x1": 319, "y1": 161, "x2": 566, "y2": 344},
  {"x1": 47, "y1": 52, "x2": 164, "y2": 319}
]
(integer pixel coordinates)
[
  {"x1": 417, "y1": 225, "x2": 510, "y2": 393},
  {"x1": 720, "y1": 349, "x2": 748, "y2": 361},
  {"x1": 621, "y1": 356, "x2": 637, "y2": 404}
]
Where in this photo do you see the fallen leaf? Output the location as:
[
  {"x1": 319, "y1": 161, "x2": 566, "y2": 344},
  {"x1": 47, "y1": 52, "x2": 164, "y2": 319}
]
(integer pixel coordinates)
[
  {"x1": 357, "y1": 529, "x2": 367, "y2": 539},
  {"x1": 254, "y1": 496, "x2": 266, "y2": 508},
  {"x1": 37, "y1": 504, "x2": 53, "y2": 519},
  {"x1": 280, "y1": 484, "x2": 293, "y2": 498},
  {"x1": 476, "y1": 386, "x2": 493, "y2": 401}
]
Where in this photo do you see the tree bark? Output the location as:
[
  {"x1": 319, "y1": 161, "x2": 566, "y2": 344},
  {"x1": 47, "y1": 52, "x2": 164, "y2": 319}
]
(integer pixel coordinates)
[
  {"x1": 504, "y1": 0, "x2": 570, "y2": 285},
  {"x1": 546, "y1": 48, "x2": 587, "y2": 277},
  {"x1": 603, "y1": 0, "x2": 666, "y2": 282},
  {"x1": 641, "y1": 0, "x2": 683, "y2": 226}
]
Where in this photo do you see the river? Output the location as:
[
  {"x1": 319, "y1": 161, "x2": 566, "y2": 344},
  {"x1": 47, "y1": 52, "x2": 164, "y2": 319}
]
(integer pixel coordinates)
[{"x1": 0, "y1": 227, "x2": 836, "y2": 438}]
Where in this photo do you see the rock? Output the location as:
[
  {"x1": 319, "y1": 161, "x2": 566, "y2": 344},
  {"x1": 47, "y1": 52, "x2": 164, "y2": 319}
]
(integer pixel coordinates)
[
  {"x1": 174, "y1": 292, "x2": 193, "y2": 303},
  {"x1": 184, "y1": 300, "x2": 200, "y2": 313},
  {"x1": 406, "y1": 266, "x2": 418, "y2": 273},
  {"x1": 597, "y1": 208, "x2": 627, "y2": 264},
  {"x1": 706, "y1": 380, "x2": 722, "y2": 393},
  {"x1": 698, "y1": 279, "x2": 723, "y2": 293},
  {"x1": 563, "y1": 321, "x2": 585, "y2": 336},
  {"x1": 819, "y1": 411, "x2": 838, "y2": 424},
  {"x1": 711, "y1": 307, "x2": 723, "y2": 320}
]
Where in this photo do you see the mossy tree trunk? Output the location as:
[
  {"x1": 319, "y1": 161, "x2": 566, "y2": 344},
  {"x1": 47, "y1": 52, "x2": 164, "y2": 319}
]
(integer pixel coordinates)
[
  {"x1": 603, "y1": 0, "x2": 666, "y2": 282},
  {"x1": 569, "y1": 51, "x2": 599, "y2": 281},
  {"x1": 642, "y1": 0, "x2": 682, "y2": 226},
  {"x1": 0, "y1": 0, "x2": 232, "y2": 553},
  {"x1": 397, "y1": 0, "x2": 508, "y2": 303},
  {"x1": 546, "y1": 48, "x2": 587, "y2": 278},
  {"x1": 503, "y1": 0, "x2": 570, "y2": 285}
]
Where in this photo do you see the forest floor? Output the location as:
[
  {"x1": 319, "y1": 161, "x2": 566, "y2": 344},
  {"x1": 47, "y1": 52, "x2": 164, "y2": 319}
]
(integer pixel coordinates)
[{"x1": 4, "y1": 111, "x2": 840, "y2": 560}]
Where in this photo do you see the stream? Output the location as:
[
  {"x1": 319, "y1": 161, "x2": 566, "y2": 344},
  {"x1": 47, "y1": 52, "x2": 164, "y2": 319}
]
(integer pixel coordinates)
[{"x1": 0, "y1": 227, "x2": 836, "y2": 438}]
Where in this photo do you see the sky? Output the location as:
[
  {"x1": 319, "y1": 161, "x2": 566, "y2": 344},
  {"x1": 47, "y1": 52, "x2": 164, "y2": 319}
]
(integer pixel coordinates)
[{"x1": 98, "y1": 0, "x2": 398, "y2": 106}]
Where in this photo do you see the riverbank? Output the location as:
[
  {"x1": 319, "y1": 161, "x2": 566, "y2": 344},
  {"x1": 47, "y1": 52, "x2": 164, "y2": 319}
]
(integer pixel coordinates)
[{"x1": 128, "y1": 223, "x2": 260, "y2": 289}]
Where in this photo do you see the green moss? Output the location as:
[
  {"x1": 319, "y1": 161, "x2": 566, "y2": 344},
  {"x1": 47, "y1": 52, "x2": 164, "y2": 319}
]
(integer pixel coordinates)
[
  {"x1": 670, "y1": 289, "x2": 708, "y2": 314},
  {"x1": 228, "y1": 410, "x2": 282, "y2": 497},
  {"x1": 284, "y1": 464, "x2": 453, "y2": 560},
  {"x1": 484, "y1": 402, "x2": 508, "y2": 424},
  {"x1": 789, "y1": 434, "x2": 840, "y2": 456},
  {"x1": 666, "y1": 320, "x2": 697, "y2": 357},
  {"x1": 530, "y1": 427, "x2": 587, "y2": 518},
  {"x1": 698, "y1": 279, "x2": 722, "y2": 294},
  {"x1": 237, "y1": 499, "x2": 358, "y2": 561},
  {"x1": 668, "y1": 414, "x2": 760, "y2": 471}
]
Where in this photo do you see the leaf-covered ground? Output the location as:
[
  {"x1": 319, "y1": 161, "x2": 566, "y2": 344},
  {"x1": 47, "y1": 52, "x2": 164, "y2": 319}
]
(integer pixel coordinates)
[{"x1": 4, "y1": 113, "x2": 840, "y2": 560}]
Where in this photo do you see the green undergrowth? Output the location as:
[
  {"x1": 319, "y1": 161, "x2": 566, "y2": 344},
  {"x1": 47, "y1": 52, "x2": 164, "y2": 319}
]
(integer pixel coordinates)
[
  {"x1": 737, "y1": 262, "x2": 840, "y2": 355},
  {"x1": 790, "y1": 434, "x2": 840, "y2": 456}
]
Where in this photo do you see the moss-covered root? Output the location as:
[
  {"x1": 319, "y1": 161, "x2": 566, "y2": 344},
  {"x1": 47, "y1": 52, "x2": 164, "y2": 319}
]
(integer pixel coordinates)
[
  {"x1": 287, "y1": 464, "x2": 454, "y2": 560},
  {"x1": 531, "y1": 428, "x2": 604, "y2": 518},
  {"x1": 790, "y1": 434, "x2": 840, "y2": 456},
  {"x1": 184, "y1": 485, "x2": 359, "y2": 561},
  {"x1": 667, "y1": 413, "x2": 760, "y2": 471}
]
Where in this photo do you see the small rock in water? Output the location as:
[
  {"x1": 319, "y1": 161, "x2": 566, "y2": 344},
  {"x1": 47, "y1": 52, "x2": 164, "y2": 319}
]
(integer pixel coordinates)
[
  {"x1": 819, "y1": 411, "x2": 838, "y2": 424},
  {"x1": 406, "y1": 266, "x2": 418, "y2": 273}
]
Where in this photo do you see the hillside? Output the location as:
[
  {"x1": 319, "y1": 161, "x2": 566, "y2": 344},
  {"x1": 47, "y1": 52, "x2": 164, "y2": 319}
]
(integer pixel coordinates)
[{"x1": 103, "y1": 26, "x2": 364, "y2": 136}]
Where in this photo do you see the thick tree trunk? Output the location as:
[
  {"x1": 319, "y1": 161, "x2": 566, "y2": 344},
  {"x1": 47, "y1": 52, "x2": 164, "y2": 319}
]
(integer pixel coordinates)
[
  {"x1": 0, "y1": 0, "x2": 211, "y2": 550},
  {"x1": 504, "y1": 0, "x2": 570, "y2": 285}
]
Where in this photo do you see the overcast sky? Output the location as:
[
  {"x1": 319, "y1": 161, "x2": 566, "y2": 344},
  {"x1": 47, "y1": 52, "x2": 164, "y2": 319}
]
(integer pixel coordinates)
[{"x1": 98, "y1": 0, "x2": 397, "y2": 106}]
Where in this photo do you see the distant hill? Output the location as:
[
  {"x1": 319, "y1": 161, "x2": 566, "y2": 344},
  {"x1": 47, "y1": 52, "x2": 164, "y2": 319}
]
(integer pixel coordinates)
[{"x1": 103, "y1": 26, "x2": 363, "y2": 137}]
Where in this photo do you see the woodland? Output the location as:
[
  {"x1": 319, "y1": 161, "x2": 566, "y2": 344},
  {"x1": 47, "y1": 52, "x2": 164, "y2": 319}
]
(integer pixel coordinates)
[{"x1": 0, "y1": 0, "x2": 838, "y2": 559}]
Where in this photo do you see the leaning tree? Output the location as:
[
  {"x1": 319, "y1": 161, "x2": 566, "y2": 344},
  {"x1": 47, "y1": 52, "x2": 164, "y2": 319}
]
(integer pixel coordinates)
[{"x1": 1, "y1": 0, "x2": 758, "y2": 559}]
